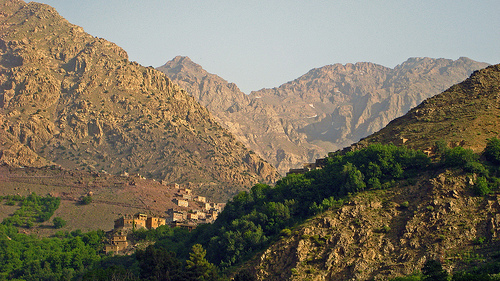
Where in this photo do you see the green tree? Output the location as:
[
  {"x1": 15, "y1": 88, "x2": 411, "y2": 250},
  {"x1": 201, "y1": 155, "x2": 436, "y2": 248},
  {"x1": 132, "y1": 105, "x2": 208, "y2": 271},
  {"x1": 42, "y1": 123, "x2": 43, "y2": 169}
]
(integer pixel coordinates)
[
  {"x1": 342, "y1": 162, "x2": 366, "y2": 193},
  {"x1": 422, "y1": 259, "x2": 448, "y2": 281},
  {"x1": 53, "y1": 217, "x2": 67, "y2": 229},
  {"x1": 186, "y1": 244, "x2": 219, "y2": 281},
  {"x1": 484, "y1": 137, "x2": 500, "y2": 165},
  {"x1": 136, "y1": 245, "x2": 185, "y2": 281}
]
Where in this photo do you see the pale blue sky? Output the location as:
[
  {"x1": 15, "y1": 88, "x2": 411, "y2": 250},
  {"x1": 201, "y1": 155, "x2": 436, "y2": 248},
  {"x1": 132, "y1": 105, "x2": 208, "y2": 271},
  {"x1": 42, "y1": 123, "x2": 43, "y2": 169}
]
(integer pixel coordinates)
[{"x1": 35, "y1": 0, "x2": 499, "y2": 93}]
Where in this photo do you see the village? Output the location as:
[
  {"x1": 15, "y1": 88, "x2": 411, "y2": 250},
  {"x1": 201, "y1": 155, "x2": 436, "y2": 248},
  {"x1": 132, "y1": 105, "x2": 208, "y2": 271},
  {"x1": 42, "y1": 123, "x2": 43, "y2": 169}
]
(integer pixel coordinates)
[{"x1": 104, "y1": 183, "x2": 225, "y2": 254}]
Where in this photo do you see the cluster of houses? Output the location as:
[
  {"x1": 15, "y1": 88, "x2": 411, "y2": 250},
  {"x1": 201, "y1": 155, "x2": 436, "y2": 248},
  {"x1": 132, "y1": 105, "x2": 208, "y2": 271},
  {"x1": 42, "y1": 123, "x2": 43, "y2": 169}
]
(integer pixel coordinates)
[
  {"x1": 104, "y1": 183, "x2": 225, "y2": 254},
  {"x1": 170, "y1": 184, "x2": 225, "y2": 223}
]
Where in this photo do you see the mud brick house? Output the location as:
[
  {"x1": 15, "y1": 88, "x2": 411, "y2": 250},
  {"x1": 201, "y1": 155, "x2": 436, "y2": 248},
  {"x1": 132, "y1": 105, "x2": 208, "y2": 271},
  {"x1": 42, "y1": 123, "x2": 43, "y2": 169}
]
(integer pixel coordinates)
[
  {"x1": 146, "y1": 216, "x2": 166, "y2": 229},
  {"x1": 114, "y1": 213, "x2": 147, "y2": 230},
  {"x1": 173, "y1": 198, "x2": 189, "y2": 207},
  {"x1": 104, "y1": 232, "x2": 128, "y2": 254}
]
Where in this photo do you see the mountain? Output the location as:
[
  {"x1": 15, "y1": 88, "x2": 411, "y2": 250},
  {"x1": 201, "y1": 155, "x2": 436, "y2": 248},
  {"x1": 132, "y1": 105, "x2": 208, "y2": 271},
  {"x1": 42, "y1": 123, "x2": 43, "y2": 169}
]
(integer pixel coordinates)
[
  {"x1": 158, "y1": 56, "x2": 488, "y2": 174},
  {"x1": 0, "y1": 0, "x2": 279, "y2": 202}
]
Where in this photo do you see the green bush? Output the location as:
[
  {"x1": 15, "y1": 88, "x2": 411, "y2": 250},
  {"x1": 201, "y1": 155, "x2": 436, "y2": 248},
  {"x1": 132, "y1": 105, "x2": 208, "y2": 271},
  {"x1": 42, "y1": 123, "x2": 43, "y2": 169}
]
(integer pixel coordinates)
[
  {"x1": 53, "y1": 217, "x2": 67, "y2": 229},
  {"x1": 442, "y1": 146, "x2": 478, "y2": 167},
  {"x1": 400, "y1": 201, "x2": 410, "y2": 208},
  {"x1": 474, "y1": 176, "x2": 490, "y2": 196},
  {"x1": 280, "y1": 228, "x2": 292, "y2": 237},
  {"x1": 80, "y1": 195, "x2": 93, "y2": 205},
  {"x1": 484, "y1": 137, "x2": 500, "y2": 165},
  {"x1": 464, "y1": 161, "x2": 488, "y2": 176},
  {"x1": 422, "y1": 260, "x2": 448, "y2": 281}
]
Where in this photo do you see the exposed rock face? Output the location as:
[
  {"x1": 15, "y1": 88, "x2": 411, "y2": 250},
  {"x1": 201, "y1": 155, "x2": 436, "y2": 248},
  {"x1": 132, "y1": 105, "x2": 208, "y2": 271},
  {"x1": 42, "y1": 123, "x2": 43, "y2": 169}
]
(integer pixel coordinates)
[
  {"x1": 248, "y1": 170, "x2": 500, "y2": 280},
  {"x1": 158, "y1": 56, "x2": 488, "y2": 175},
  {"x1": 0, "y1": 0, "x2": 279, "y2": 201}
]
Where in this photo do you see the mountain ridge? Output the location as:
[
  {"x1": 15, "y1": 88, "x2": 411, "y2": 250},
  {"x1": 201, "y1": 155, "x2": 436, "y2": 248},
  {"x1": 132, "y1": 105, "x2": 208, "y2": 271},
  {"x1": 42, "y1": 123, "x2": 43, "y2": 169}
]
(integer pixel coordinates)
[{"x1": 158, "y1": 56, "x2": 489, "y2": 174}]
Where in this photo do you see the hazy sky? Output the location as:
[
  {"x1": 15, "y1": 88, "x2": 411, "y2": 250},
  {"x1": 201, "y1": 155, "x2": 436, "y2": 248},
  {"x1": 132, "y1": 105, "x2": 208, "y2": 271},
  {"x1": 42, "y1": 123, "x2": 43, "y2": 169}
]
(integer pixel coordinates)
[{"x1": 35, "y1": 0, "x2": 499, "y2": 94}]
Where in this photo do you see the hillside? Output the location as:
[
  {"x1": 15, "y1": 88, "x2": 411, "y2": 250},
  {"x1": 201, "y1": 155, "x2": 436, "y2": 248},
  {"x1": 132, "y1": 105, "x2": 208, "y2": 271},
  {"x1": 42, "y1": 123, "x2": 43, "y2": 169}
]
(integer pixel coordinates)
[
  {"x1": 0, "y1": 164, "x2": 202, "y2": 235},
  {"x1": 250, "y1": 170, "x2": 500, "y2": 280},
  {"x1": 357, "y1": 63, "x2": 500, "y2": 153},
  {"x1": 0, "y1": 0, "x2": 279, "y2": 201},
  {"x1": 236, "y1": 63, "x2": 500, "y2": 280},
  {"x1": 158, "y1": 56, "x2": 488, "y2": 175}
]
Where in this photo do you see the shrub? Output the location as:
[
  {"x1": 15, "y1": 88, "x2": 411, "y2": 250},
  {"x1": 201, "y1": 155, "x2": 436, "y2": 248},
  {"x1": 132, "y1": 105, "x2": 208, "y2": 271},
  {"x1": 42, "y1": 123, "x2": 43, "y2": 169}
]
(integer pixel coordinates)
[
  {"x1": 473, "y1": 176, "x2": 490, "y2": 196},
  {"x1": 400, "y1": 201, "x2": 410, "y2": 208},
  {"x1": 435, "y1": 139, "x2": 449, "y2": 155},
  {"x1": 80, "y1": 195, "x2": 93, "y2": 205},
  {"x1": 442, "y1": 147, "x2": 478, "y2": 167},
  {"x1": 484, "y1": 137, "x2": 500, "y2": 165},
  {"x1": 53, "y1": 217, "x2": 67, "y2": 229},
  {"x1": 422, "y1": 259, "x2": 448, "y2": 281},
  {"x1": 280, "y1": 228, "x2": 292, "y2": 237},
  {"x1": 464, "y1": 161, "x2": 488, "y2": 176},
  {"x1": 473, "y1": 237, "x2": 486, "y2": 245},
  {"x1": 375, "y1": 225, "x2": 391, "y2": 233}
]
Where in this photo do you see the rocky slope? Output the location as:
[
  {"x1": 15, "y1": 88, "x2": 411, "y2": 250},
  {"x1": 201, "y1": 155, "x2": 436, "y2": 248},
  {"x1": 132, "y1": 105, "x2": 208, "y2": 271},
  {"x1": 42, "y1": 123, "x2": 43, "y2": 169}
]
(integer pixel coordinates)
[
  {"x1": 241, "y1": 63, "x2": 500, "y2": 280},
  {"x1": 250, "y1": 170, "x2": 500, "y2": 280},
  {"x1": 158, "y1": 57, "x2": 488, "y2": 174},
  {"x1": 0, "y1": 0, "x2": 279, "y2": 202}
]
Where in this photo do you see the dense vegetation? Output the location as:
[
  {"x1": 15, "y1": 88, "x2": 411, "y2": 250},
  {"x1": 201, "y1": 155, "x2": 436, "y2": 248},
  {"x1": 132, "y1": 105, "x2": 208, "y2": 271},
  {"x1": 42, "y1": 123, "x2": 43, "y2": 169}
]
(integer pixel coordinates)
[
  {"x1": 167, "y1": 140, "x2": 500, "y2": 276},
  {"x1": 191, "y1": 143, "x2": 431, "y2": 268},
  {"x1": 3, "y1": 141, "x2": 500, "y2": 280},
  {"x1": 1, "y1": 193, "x2": 60, "y2": 228}
]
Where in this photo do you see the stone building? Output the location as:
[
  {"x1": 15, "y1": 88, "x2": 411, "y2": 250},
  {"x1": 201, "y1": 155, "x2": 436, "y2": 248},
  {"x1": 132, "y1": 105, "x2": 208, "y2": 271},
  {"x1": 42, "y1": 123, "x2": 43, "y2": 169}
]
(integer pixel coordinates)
[
  {"x1": 193, "y1": 196, "x2": 206, "y2": 203},
  {"x1": 105, "y1": 232, "x2": 128, "y2": 254},
  {"x1": 146, "y1": 216, "x2": 166, "y2": 229},
  {"x1": 166, "y1": 208, "x2": 186, "y2": 222},
  {"x1": 187, "y1": 213, "x2": 198, "y2": 220},
  {"x1": 114, "y1": 213, "x2": 147, "y2": 230},
  {"x1": 173, "y1": 198, "x2": 189, "y2": 207}
]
